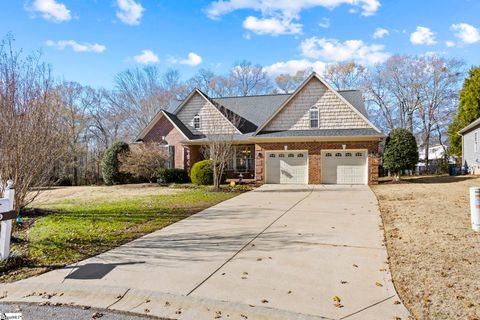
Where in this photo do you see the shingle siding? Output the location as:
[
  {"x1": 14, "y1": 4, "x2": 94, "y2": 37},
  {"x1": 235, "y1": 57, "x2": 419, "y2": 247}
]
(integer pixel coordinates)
[
  {"x1": 264, "y1": 78, "x2": 370, "y2": 131},
  {"x1": 176, "y1": 92, "x2": 238, "y2": 135}
]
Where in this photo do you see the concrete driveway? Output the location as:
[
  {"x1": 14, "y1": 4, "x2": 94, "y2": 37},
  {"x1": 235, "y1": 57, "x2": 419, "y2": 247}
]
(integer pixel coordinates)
[{"x1": 2, "y1": 185, "x2": 410, "y2": 320}]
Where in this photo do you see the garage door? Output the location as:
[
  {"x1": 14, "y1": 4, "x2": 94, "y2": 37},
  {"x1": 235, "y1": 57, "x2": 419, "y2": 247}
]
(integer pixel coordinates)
[
  {"x1": 321, "y1": 150, "x2": 367, "y2": 185},
  {"x1": 266, "y1": 151, "x2": 308, "y2": 184}
]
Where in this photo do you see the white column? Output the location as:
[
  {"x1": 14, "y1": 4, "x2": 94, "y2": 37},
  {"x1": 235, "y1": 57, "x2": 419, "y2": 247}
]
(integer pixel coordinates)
[{"x1": 0, "y1": 180, "x2": 14, "y2": 260}]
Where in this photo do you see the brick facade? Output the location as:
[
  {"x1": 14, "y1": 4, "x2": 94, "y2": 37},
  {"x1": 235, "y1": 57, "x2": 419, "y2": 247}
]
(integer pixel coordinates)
[
  {"x1": 142, "y1": 116, "x2": 187, "y2": 169},
  {"x1": 254, "y1": 140, "x2": 380, "y2": 185}
]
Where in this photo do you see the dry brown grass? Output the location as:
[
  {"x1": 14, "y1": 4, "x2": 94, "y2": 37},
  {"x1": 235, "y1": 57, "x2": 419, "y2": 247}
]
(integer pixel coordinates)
[{"x1": 372, "y1": 175, "x2": 480, "y2": 320}]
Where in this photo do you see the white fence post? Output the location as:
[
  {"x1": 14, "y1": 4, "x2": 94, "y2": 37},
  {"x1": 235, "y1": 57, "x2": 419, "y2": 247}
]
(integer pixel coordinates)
[{"x1": 0, "y1": 180, "x2": 14, "y2": 260}]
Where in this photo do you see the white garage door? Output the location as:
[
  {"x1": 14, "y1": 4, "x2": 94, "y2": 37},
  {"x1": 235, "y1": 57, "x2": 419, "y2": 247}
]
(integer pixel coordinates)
[
  {"x1": 266, "y1": 151, "x2": 308, "y2": 184},
  {"x1": 321, "y1": 150, "x2": 367, "y2": 185}
]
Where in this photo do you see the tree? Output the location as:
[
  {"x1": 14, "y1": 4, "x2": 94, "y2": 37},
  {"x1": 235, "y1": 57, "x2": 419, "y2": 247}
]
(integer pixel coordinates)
[
  {"x1": 448, "y1": 67, "x2": 480, "y2": 156},
  {"x1": 323, "y1": 62, "x2": 366, "y2": 90},
  {"x1": 0, "y1": 34, "x2": 68, "y2": 210},
  {"x1": 119, "y1": 143, "x2": 168, "y2": 182},
  {"x1": 383, "y1": 128, "x2": 419, "y2": 180},
  {"x1": 275, "y1": 70, "x2": 310, "y2": 93},
  {"x1": 229, "y1": 60, "x2": 272, "y2": 96},
  {"x1": 101, "y1": 141, "x2": 130, "y2": 185}
]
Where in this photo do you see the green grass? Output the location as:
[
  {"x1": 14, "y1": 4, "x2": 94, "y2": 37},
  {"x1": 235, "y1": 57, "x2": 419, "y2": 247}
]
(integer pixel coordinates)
[{"x1": 1, "y1": 187, "x2": 239, "y2": 282}]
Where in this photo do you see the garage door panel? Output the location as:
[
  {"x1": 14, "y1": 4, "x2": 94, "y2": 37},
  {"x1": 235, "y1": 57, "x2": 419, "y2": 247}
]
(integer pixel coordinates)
[
  {"x1": 321, "y1": 151, "x2": 367, "y2": 185},
  {"x1": 266, "y1": 152, "x2": 308, "y2": 184}
]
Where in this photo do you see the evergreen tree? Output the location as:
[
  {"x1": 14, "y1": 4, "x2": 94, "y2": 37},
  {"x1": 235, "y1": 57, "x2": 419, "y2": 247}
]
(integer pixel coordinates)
[
  {"x1": 383, "y1": 128, "x2": 419, "y2": 180},
  {"x1": 101, "y1": 141, "x2": 129, "y2": 185},
  {"x1": 448, "y1": 67, "x2": 480, "y2": 156}
]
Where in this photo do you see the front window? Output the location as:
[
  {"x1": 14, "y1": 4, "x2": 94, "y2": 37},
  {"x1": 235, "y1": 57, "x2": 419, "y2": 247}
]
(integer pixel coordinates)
[
  {"x1": 193, "y1": 114, "x2": 201, "y2": 129},
  {"x1": 309, "y1": 106, "x2": 319, "y2": 128},
  {"x1": 233, "y1": 145, "x2": 255, "y2": 172}
]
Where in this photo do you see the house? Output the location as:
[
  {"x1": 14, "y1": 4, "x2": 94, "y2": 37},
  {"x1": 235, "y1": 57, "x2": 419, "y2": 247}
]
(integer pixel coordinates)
[
  {"x1": 135, "y1": 73, "x2": 384, "y2": 185},
  {"x1": 416, "y1": 144, "x2": 456, "y2": 174},
  {"x1": 459, "y1": 118, "x2": 480, "y2": 174}
]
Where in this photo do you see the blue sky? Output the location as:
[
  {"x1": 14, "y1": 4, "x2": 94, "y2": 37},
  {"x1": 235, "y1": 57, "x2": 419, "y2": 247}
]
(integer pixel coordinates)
[{"x1": 1, "y1": 0, "x2": 479, "y2": 88}]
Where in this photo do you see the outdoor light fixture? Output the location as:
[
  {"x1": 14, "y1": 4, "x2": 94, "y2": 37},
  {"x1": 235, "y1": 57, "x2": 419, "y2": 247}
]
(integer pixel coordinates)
[
  {"x1": 284, "y1": 145, "x2": 288, "y2": 150},
  {"x1": 342, "y1": 144, "x2": 346, "y2": 150}
]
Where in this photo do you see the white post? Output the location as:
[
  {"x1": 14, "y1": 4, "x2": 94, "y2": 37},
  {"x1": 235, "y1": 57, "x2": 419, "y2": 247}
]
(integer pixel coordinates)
[{"x1": 0, "y1": 180, "x2": 14, "y2": 260}]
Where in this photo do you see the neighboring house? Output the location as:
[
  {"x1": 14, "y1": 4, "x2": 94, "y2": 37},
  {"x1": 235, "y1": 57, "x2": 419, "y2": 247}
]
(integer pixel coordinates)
[
  {"x1": 135, "y1": 73, "x2": 384, "y2": 185},
  {"x1": 416, "y1": 144, "x2": 456, "y2": 174},
  {"x1": 459, "y1": 118, "x2": 480, "y2": 174}
]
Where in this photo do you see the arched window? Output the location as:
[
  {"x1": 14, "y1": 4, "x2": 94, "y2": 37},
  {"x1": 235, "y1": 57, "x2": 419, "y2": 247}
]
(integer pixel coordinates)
[
  {"x1": 309, "y1": 106, "x2": 319, "y2": 128},
  {"x1": 193, "y1": 114, "x2": 201, "y2": 129}
]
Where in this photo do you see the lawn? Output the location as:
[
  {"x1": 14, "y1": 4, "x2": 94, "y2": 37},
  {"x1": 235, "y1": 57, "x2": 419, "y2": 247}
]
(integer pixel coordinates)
[
  {"x1": 372, "y1": 175, "x2": 480, "y2": 320},
  {"x1": 1, "y1": 184, "x2": 242, "y2": 282}
]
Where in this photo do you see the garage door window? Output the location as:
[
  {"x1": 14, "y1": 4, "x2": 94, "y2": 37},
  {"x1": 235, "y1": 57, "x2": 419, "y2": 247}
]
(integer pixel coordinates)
[
  {"x1": 297, "y1": 154, "x2": 304, "y2": 157},
  {"x1": 335, "y1": 153, "x2": 342, "y2": 157},
  {"x1": 345, "y1": 152, "x2": 352, "y2": 157},
  {"x1": 355, "y1": 152, "x2": 363, "y2": 157},
  {"x1": 325, "y1": 153, "x2": 332, "y2": 157},
  {"x1": 269, "y1": 154, "x2": 276, "y2": 158},
  {"x1": 279, "y1": 154, "x2": 285, "y2": 158},
  {"x1": 288, "y1": 154, "x2": 294, "y2": 157}
]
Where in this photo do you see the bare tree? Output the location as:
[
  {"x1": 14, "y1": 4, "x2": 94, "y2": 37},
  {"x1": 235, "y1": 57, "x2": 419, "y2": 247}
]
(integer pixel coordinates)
[
  {"x1": 119, "y1": 142, "x2": 168, "y2": 182},
  {"x1": 0, "y1": 35, "x2": 67, "y2": 210},
  {"x1": 275, "y1": 70, "x2": 311, "y2": 93},
  {"x1": 323, "y1": 62, "x2": 366, "y2": 90},
  {"x1": 229, "y1": 60, "x2": 272, "y2": 96},
  {"x1": 416, "y1": 55, "x2": 465, "y2": 170}
]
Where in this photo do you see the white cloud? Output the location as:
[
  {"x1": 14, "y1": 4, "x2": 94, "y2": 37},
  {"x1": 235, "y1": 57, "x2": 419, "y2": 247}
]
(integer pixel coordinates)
[
  {"x1": 451, "y1": 23, "x2": 480, "y2": 44},
  {"x1": 205, "y1": 0, "x2": 379, "y2": 35},
  {"x1": 300, "y1": 37, "x2": 389, "y2": 65},
  {"x1": 318, "y1": 18, "x2": 330, "y2": 28},
  {"x1": 28, "y1": 0, "x2": 71, "y2": 23},
  {"x1": 46, "y1": 40, "x2": 106, "y2": 53},
  {"x1": 243, "y1": 16, "x2": 302, "y2": 35},
  {"x1": 263, "y1": 59, "x2": 326, "y2": 76},
  {"x1": 445, "y1": 41, "x2": 456, "y2": 48},
  {"x1": 169, "y1": 52, "x2": 203, "y2": 66},
  {"x1": 116, "y1": 0, "x2": 144, "y2": 25},
  {"x1": 373, "y1": 27, "x2": 389, "y2": 39},
  {"x1": 410, "y1": 26, "x2": 437, "y2": 45},
  {"x1": 133, "y1": 50, "x2": 159, "y2": 64}
]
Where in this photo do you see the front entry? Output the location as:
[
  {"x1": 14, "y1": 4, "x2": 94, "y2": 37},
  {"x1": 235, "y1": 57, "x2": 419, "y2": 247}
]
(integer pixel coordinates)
[
  {"x1": 266, "y1": 151, "x2": 308, "y2": 184},
  {"x1": 321, "y1": 150, "x2": 367, "y2": 185}
]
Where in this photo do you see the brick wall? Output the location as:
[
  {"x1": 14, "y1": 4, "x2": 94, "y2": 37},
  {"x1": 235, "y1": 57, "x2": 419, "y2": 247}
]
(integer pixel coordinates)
[
  {"x1": 255, "y1": 140, "x2": 380, "y2": 185},
  {"x1": 142, "y1": 115, "x2": 186, "y2": 169}
]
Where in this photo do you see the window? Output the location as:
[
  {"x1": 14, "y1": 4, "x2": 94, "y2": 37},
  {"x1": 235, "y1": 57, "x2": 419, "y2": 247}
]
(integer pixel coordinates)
[
  {"x1": 335, "y1": 153, "x2": 342, "y2": 157},
  {"x1": 325, "y1": 153, "x2": 332, "y2": 157},
  {"x1": 297, "y1": 154, "x2": 304, "y2": 158},
  {"x1": 193, "y1": 114, "x2": 201, "y2": 129},
  {"x1": 269, "y1": 154, "x2": 276, "y2": 158},
  {"x1": 288, "y1": 154, "x2": 294, "y2": 157},
  {"x1": 279, "y1": 154, "x2": 285, "y2": 158},
  {"x1": 475, "y1": 132, "x2": 478, "y2": 152},
  {"x1": 345, "y1": 152, "x2": 352, "y2": 157},
  {"x1": 309, "y1": 106, "x2": 319, "y2": 128},
  {"x1": 355, "y1": 152, "x2": 363, "y2": 157}
]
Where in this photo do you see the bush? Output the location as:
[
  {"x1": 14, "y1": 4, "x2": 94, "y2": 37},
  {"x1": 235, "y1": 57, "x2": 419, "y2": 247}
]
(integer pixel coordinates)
[
  {"x1": 101, "y1": 141, "x2": 130, "y2": 185},
  {"x1": 190, "y1": 160, "x2": 214, "y2": 185},
  {"x1": 55, "y1": 175, "x2": 73, "y2": 186},
  {"x1": 383, "y1": 128, "x2": 419, "y2": 180},
  {"x1": 156, "y1": 168, "x2": 190, "y2": 184}
]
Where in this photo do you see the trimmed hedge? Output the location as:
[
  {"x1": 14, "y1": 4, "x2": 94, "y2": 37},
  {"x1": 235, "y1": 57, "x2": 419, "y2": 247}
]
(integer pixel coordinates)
[
  {"x1": 156, "y1": 168, "x2": 190, "y2": 184},
  {"x1": 190, "y1": 160, "x2": 214, "y2": 185},
  {"x1": 101, "y1": 141, "x2": 130, "y2": 185}
]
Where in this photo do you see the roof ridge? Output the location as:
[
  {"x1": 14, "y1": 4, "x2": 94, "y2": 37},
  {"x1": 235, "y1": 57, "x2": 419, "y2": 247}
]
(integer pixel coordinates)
[{"x1": 213, "y1": 93, "x2": 292, "y2": 99}]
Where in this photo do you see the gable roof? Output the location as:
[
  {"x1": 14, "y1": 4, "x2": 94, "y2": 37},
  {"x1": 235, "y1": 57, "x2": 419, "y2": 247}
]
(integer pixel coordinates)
[
  {"x1": 459, "y1": 118, "x2": 480, "y2": 135},
  {"x1": 254, "y1": 73, "x2": 381, "y2": 134}
]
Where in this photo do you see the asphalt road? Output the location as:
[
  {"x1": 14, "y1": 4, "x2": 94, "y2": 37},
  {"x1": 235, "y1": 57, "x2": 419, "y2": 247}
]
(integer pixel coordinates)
[{"x1": 0, "y1": 303, "x2": 165, "y2": 320}]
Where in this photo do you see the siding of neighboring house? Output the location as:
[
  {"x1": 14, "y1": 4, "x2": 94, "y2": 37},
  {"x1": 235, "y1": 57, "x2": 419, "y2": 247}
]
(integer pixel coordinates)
[
  {"x1": 142, "y1": 115, "x2": 186, "y2": 169},
  {"x1": 176, "y1": 92, "x2": 238, "y2": 135},
  {"x1": 264, "y1": 78, "x2": 370, "y2": 131},
  {"x1": 463, "y1": 128, "x2": 480, "y2": 173}
]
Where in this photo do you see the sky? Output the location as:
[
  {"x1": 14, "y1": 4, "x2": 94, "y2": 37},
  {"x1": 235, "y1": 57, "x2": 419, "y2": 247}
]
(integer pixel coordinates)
[{"x1": 1, "y1": 0, "x2": 479, "y2": 89}]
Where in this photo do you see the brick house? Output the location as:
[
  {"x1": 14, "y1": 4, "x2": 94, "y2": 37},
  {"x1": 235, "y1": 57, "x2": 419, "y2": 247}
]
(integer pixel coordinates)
[{"x1": 135, "y1": 73, "x2": 383, "y2": 185}]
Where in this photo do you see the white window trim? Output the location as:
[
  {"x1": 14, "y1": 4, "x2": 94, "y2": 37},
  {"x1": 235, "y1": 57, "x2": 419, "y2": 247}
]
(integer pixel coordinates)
[
  {"x1": 193, "y1": 114, "x2": 201, "y2": 129},
  {"x1": 309, "y1": 106, "x2": 319, "y2": 128}
]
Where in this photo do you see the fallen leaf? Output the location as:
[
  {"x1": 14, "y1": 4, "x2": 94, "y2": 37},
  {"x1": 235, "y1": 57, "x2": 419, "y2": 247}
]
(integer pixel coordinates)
[
  {"x1": 165, "y1": 301, "x2": 171, "y2": 306},
  {"x1": 340, "y1": 280, "x2": 348, "y2": 284},
  {"x1": 333, "y1": 296, "x2": 341, "y2": 303},
  {"x1": 144, "y1": 309, "x2": 150, "y2": 313},
  {"x1": 393, "y1": 300, "x2": 401, "y2": 305},
  {"x1": 92, "y1": 312, "x2": 103, "y2": 319},
  {"x1": 287, "y1": 290, "x2": 292, "y2": 294},
  {"x1": 375, "y1": 282, "x2": 383, "y2": 287},
  {"x1": 241, "y1": 314, "x2": 248, "y2": 319},
  {"x1": 261, "y1": 299, "x2": 269, "y2": 304},
  {"x1": 353, "y1": 264, "x2": 359, "y2": 268}
]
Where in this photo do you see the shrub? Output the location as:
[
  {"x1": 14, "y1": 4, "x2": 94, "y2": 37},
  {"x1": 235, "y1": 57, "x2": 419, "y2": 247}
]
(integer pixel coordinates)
[
  {"x1": 156, "y1": 168, "x2": 190, "y2": 184},
  {"x1": 101, "y1": 141, "x2": 130, "y2": 185},
  {"x1": 190, "y1": 160, "x2": 214, "y2": 185},
  {"x1": 55, "y1": 175, "x2": 73, "y2": 186},
  {"x1": 119, "y1": 143, "x2": 168, "y2": 183},
  {"x1": 383, "y1": 128, "x2": 419, "y2": 180}
]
